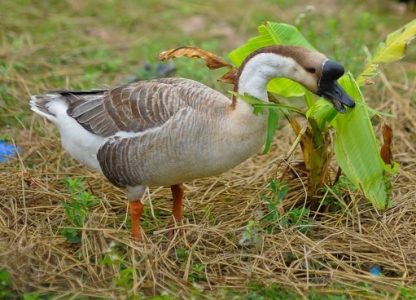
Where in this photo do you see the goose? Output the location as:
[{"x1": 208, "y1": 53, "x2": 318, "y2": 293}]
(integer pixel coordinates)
[{"x1": 29, "y1": 45, "x2": 355, "y2": 241}]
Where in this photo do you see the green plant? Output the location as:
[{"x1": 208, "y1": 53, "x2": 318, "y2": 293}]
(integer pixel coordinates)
[
  {"x1": 239, "y1": 282, "x2": 306, "y2": 300},
  {"x1": 317, "y1": 174, "x2": 357, "y2": 211},
  {"x1": 61, "y1": 178, "x2": 98, "y2": 243},
  {"x1": 239, "y1": 180, "x2": 312, "y2": 245},
  {"x1": 399, "y1": 287, "x2": 416, "y2": 299},
  {"x1": 0, "y1": 269, "x2": 12, "y2": 299},
  {"x1": 175, "y1": 247, "x2": 188, "y2": 262},
  {"x1": 0, "y1": 269, "x2": 52, "y2": 299},
  {"x1": 261, "y1": 179, "x2": 287, "y2": 233},
  {"x1": 262, "y1": 179, "x2": 288, "y2": 224},
  {"x1": 100, "y1": 242, "x2": 136, "y2": 291},
  {"x1": 189, "y1": 262, "x2": 206, "y2": 283},
  {"x1": 287, "y1": 207, "x2": 310, "y2": 230},
  {"x1": 22, "y1": 293, "x2": 43, "y2": 300},
  {"x1": 239, "y1": 220, "x2": 262, "y2": 247},
  {"x1": 261, "y1": 179, "x2": 311, "y2": 234},
  {"x1": 115, "y1": 267, "x2": 135, "y2": 289},
  {"x1": 227, "y1": 21, "x2": 415, "y2": 209}
]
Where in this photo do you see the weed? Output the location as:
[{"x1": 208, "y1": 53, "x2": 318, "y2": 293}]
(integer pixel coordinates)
[
  {"x1": 116, "y1": 267, "x2": 135, "y2": 290},
  {"x1": 0, "y1": 269, "x2": 52, "y2": 299},
  {"x1": 332, "y1": 175, "x2": 357, "y2": 195},
  {"x1": 61, "y1": 178, "x2": 98, "y2": 244},
  {"x1": 203, "y1": 206, "x2": 218, "y2": 225},
  {"x1": 175, "y1": 247, "x2": 188, "y2": 262},
  {"x1": 318, "y1": 174, "x2": 357, "y2": 211},
  {"x1": 0, "y1": 85, "x2": 14, "y2": 106},
  {"x1": 262, "y1": 179, "x2": 312, "y2": 234},
  {"x1": 399, "y1": 287, "x2": 416, "y2": 299},
  {"x1": 189, "y1": 262, "x2": 206, "y2": 283},
  {"x1": 100, "y1": 242, "x2": 135, "y2": 291},
  {"x1": 22, "y1": 293, "x2": 43, "y2": 300},
  {"x1": 262, "y1": 179, "x2": 288, "y2": 225},
  {"x1": 0, "y1": 269, "x2": 12, "y2": 299},
  {"x1": 225, "y1": 282, "x2": 302, "y2": 300},
  {"x1": 240, "y1": 180, "x2": 313, "y2": 246},
  {"x1": 287, "y1": 207, "x2": 310, "y2": 229},
  {"x1": 100, "y1": 246, "x2": 123, "y2": 268},
  {"x1": 239, "y1": 220, "x2": 262, "y2": 247},
  {"x1": 227, "y1": 19, "x2": 414, "y2": 209}
]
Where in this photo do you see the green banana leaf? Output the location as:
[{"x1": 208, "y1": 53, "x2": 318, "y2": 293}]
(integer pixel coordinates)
[
  {"x1": 306, "y1": 98, "x2": 337, "y2": 131},
  {"x1": 334, "y1": 74, "x2": 389, "y2": 208},
  {"x1": 229, "y1": 22, "x2": 315, "y2": 98},
  {"x1": 228, "y1": 21, "x2": 399, "y2": 209},
  {"x1": 357, "y1": 19, "x2": 416, "y2": 85}
]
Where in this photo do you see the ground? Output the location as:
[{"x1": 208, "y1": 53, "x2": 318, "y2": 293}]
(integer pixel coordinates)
[{"x1": 0, "y1": 0, "x2": 416, "y2": 299}]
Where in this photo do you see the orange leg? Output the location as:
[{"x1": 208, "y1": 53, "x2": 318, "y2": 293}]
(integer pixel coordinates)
[
  {"x1": 171, "y1": 183, "x2": 184, "y2": 223},
  {"x1": 129, "y1": 201, "x2": 144, "y2": 241}
]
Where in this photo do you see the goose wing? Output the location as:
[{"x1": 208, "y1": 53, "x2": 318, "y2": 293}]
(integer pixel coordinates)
[
  {"x1": 96, "y1": 106, "x2": 199, "y2": 188},
  {"x1": 65, "y1": 78, "x2": 231, "y2": 137}
]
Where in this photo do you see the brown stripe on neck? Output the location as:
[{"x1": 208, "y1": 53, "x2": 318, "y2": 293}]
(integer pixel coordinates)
[{"x1": 231, "y1": 45, "x2": 320, "y2": 108}]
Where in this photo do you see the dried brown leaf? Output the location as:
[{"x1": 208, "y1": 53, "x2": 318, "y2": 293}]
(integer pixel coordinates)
[
  {"x1": 380, "y1": 123, "x2": 393, "y2": 165},
  {"x1": 159, "y1": 46, "x2": 232, "y2": 70},
  {"x1": 219, "y1": 68, "x2": 238, "y2": 84}
]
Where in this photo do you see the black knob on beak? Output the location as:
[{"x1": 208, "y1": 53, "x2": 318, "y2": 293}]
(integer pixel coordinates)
[
  {"x1": 317, "y1": 60, "x2": 355, "y2": 113},
  {"x1": 321, "y1": 60, "x2": 345, "y2": 81}
]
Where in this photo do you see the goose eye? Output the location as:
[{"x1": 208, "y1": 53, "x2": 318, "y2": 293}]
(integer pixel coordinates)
[{"x1": 305, "y1": 67, "x2": 316, "y2": 74}]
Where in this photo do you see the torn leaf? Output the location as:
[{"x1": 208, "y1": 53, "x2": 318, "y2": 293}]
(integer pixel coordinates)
[
  {"x1": 159, "y1": 46, "x2": 233, "y2": 70},
  {"x1": 219, "y1": 68, "x2": 238, "y2": 85}
]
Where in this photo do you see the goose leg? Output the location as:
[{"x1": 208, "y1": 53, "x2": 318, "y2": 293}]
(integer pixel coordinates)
[
  {"x1": 171, "y1": 183, "x2": 184, "y2": 223},
  {"x1": 129, "y1": 201, "x2": 144, "y2": 241}
]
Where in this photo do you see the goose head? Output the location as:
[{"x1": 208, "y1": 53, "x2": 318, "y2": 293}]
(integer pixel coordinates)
[{"x1": 237, "y1": 46, "x2": 355, "y2": 112}]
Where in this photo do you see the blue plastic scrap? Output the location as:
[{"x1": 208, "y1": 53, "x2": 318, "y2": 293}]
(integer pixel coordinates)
[
  {"x1": 369, "y1": 265, "x2": 382, "y2": 276},
  {"x1": 0, "y1": 140, "x2": 21, "y2": 163}
]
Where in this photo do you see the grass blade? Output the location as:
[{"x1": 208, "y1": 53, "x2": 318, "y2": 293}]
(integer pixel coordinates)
[{"x1": 263, "y1": 108, "x2": 279, "y2": 154}]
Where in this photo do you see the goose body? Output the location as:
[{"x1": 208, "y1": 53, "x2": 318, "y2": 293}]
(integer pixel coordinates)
[
  {"x1": 31, "y1": 78, "x2": 267, "y2": 196},
  {"x1": 30, "y1": 46, "x2": 354, "y2": 240}
]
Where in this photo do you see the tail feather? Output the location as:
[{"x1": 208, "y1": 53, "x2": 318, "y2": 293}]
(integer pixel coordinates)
[
  {"x1": 29, "y1": 94, "x2": 64, "y2": 123},
  {"x1": 30, "y1": 90, "x2": 107, "y2": 123}
]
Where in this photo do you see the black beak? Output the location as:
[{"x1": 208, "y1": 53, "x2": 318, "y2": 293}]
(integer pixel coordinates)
[{"x1": 317, "y1": 60, "x2": 355, "y2": 113}]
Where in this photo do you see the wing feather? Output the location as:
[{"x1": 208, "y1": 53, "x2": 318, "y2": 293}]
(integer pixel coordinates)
[
  {"x1": 63, "y1": 78, "x2": 230, "y2": 137},
  {"x1": 97, "y1": 107, "x2": 196, "y2": 187}
]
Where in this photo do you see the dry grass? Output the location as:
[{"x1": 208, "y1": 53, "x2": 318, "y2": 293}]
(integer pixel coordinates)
[
  {"x1": 1, "y1": 1, "x2": 416, "y2": 299},
  {"x1": 1, "y1": 78, "x2": 416, "y2": 298}
]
